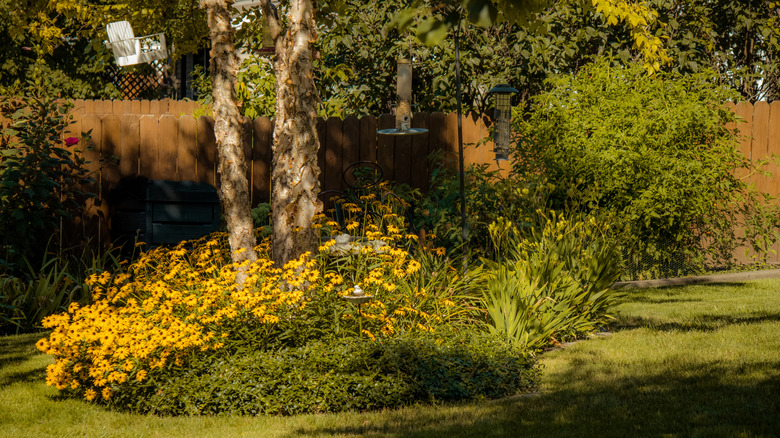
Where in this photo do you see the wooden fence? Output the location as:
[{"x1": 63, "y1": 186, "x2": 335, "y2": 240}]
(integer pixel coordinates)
[
  {"x1": 64, "y1": 101, "x2": 503, "y2": 206},
  {"x1": 58, "y1": 99, "x2": 780, "y2": 263},
  {"x1": 728, "y1": 101, "x2": 780, "y2": 195}
]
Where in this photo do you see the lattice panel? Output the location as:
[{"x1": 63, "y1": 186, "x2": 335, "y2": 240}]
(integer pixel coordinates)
[{"x1": 105, "y1": 61, "x2": 170, "y2": 100}]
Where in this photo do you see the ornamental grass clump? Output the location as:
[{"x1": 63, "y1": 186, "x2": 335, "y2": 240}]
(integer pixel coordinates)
[{"x1": 482, "y1": 212, "x2": 624, "y2": 350}]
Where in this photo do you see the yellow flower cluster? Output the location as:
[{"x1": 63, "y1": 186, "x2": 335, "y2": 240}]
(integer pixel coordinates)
[
  {"x1": 315, "y1": 192, "x2": 459, "y2": 339},
  {"x1": 37, "y1": 234, "x2": 335, "y2": 402}
]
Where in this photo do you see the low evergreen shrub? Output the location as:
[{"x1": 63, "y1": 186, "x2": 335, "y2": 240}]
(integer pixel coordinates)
[{"x1": 111, "y1": 332, "x2": 535, "y2": 415}]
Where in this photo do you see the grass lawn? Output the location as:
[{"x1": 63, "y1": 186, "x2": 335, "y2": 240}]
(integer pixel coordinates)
[{"x1": 2, "y1": 279, "x2": 779, "y2": 437}]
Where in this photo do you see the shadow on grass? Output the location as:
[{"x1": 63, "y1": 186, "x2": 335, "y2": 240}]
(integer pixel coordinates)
[
  {"x1": 0, "y1": 332, "x2": 45, "y2": 369},
  {"x1": 0, "y1": 366, "x2": 48, "y2": 388},
  {"x1": 286, "y1": 360, "x2": 780, "y2": 438},
  {"x1": 614, "y1": 311, "x2": 780, "y2": 332}
]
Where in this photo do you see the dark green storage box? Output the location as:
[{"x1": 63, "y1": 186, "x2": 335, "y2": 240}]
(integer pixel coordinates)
[{"x1": 111, "y1": 178, "x2": 221, "y2": 247}]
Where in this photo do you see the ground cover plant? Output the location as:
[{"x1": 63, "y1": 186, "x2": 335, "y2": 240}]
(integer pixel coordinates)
[{"x1": 4, "y1": 278, "x2": 779, "y2": 436}]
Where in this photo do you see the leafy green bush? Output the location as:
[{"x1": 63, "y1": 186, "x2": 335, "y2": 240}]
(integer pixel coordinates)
[
  {"x1": 513, "y1": 58, "x2": 780, "y2": 276},
  {"x1": 109, "y1": 331, "x2": 536, "y2": 415},
  {"x1": 0, "y1": 92, "x2": 93, "y2": 271}
]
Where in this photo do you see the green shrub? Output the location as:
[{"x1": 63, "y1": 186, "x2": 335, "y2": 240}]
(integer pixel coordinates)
[
  {"x1": 0, "y1": 91, "x2": 94, "y2": 271},
  {"x1": 110, "y1": 331, "x2": 536, "y2": 416},
  {"x1": 513, "y1": 57, "x2": 780, "y2": 275}
]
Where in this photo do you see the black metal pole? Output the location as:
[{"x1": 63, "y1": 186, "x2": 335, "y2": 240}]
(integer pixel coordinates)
[{"x1": 455, "y1": 18, "x2": 466, "y2": 242}]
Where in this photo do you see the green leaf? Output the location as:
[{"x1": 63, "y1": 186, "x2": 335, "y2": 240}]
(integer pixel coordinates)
[
  {"x1": 464, "y1": 0, "x2": 498, "y2": 27},
  {"x1": 415, "y1": 17, "x2": 451, "y2": 46}
]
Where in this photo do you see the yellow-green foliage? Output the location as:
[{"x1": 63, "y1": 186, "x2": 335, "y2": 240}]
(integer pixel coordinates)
[{"x1": 37, "y1": 199, "x2": 471, "y2": 403}]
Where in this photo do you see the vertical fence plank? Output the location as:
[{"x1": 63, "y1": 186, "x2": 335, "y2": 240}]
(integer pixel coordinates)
[
  {"x1": 243, "y1": 118, "x2": 253, "y2": 198},
  {"x1": 101, "y1": 115, "x2": 121, "y2": 192},
  {"x1": 769, "y1": 101, "x2": 780, "y2": 197},
  {"x1": 140, "y1": 100, "x2": 151, "y2": 114},
  {"x1": 110, "y1": 100, "x2": 122, "y2": 114},
  {"x1": 100, "y1": 115, "x2": 121, "y2": 243},
  {"x1": 80, "y1": 114, "x2": 104, "y2": 246},
  {"x1": 752, "y1": 101, "x2": 772, "y2": 194},
  {"x1": 342, "y1": 115, "x2": 360, "y2": 190},
  {"x1": 359, "y1": 115, "x2": 377, "y2": 163},
  {"x1": 119, "y1": 115, "x2": 140, "y2": 178},
  {"x1": 325, "y1": 117, "x2": 343, "y2": 192},
  {"x1": 69, "y1": 99, "x2": 86, "y2": 117},
  {"x1": 735, "y1": 101, "x2": 754, "y2": 159},
  {"x1": 178, "y1": 115, "x2": 198, "y2": 182},
  {"x1": 411, "y1": 112, "x2": 430, "y2": 191},
  {"x1": 149, "y1": 100, "x2": 161, "y2": 115},
  {"x1": 130, "y1": 100, "x2": 141, "y2": 114},
  {"x1": 139, "y1": 115, "x2": 158, "y2": 179},
  {"x1": 82, "y1": 99, "x2": 96, "y2": 114},
  {"x1": 316, "y1": 118, "x2": 327, "y2": 190},
  {"x1": 465, "y1": 113, "x2": 495, "y2": 171},
  {"x1": 394, "y1": 129, "x2": 413, "y2": 187},
  {"x1": 377, "y1": 114, "x2": 395, "y2": 185},
  {"x1": 443, "y1": 112, "x2": 459, "y2": 170},
  {"x1": 158, "y1": 114, "x2": 179, "y2": 180},
  {"x1": 253, "y1": 117, "x2": 273, "y2": 204},
  {"x1": 429, "y1": 112, "x2": 446, "y2": 170},
  {"x1": 121, "y1": 100, "x2": 133, "y2": 115},
  {"x1": 197, "y1": 116, "x2": 217, "y2": 187}
]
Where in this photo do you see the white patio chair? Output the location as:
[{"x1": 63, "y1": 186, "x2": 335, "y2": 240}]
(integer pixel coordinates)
[{"x1": 105, "y1": 21, "x2": 168, "y2": 67}]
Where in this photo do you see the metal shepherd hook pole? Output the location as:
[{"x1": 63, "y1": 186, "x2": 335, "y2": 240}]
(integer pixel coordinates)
[{"x1": 455, "y1": 16, "x2": 466, "y2": 242}]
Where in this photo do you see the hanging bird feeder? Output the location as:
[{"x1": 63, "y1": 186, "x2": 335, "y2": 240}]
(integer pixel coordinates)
[
  {"x1": 487, "y1": 84, "x2": 518, "y2": 161},
  {"x1": 378, "y1": 59, "x2": 428, "y2": 136}
]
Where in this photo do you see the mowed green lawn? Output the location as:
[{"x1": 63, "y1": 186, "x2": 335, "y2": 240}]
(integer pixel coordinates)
[{"x1": 2, "y1": 279, "x2": 779, "y2": 437}]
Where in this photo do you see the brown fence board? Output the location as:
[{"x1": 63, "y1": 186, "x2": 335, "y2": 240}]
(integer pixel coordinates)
[
  {"x1": 139, "y1": 115, "x2": 158, "y2": 180},
  {"x1": 444, "y1": 112, "x2": 459, "y2": 169},
  {"x1": 101, "y1": 115, "x2": 121, "y2": 191},
  {"x1": 119, "y1": 115, "x2": 140, "y2": 177},
  {"x1": 140, "y1": 100, "x2": 151, "y2": 114},
  {"x1": 376, "y1": 114, "x2": 395, "y2": 185},
  {"x1": 342, "y1": 116, "x2": 360, "y2": 190},
  {"x1": 242, "y1": 118, "x2": 253, "y2": 198},
  {"x1": 429, "y1": 112, "x2": 446, "y2": 169},
  {"x1": 158, "y1": 115, "x2": 179, "y2": 180},
  {"x1": 79, "y1": 114, "x2": 106, "y2": 245},
  {"x1": 325, "y1": 117, "x2": 343, "y2": 192},
  {"x1": 253, "y1": 117, "x2": 273, "y2": 204},
  {"x1": 411, "y1": 112, "x2": 430, "y2": 191},
  {"x1": 735, "y1": 102, "x2": 754, "y2": 159},
  {"x1": 316, "y1": 117, "x2": 327, "y2": 191},
  {"x1": 769, "y1": 101, "x2": 780, "y2": 196},
  {"x1": 753, "y1": 102, "x2": 772, "y2": 194},
  {"x1": 197, "y1": 116, "x2": 217, "y2": 187},
  {"x1": 394, "y1": 128, "x2": 413, "y2": 187},
  {"x1": 178, "y1": 115, "x2": 198, "y2": 182},
  {"x1": 359, "y1": 115, "x2": 377, "y2": 163}
]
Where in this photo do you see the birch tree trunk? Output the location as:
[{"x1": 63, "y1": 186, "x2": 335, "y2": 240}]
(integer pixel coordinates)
[
  {"x1": 202, "y1": 0, "x2": 258, "y2": 281},
  {"x1": 261, "y1": 0, "x2": 322, "y2": 267}
]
